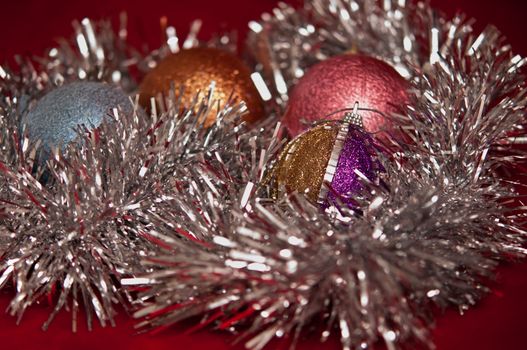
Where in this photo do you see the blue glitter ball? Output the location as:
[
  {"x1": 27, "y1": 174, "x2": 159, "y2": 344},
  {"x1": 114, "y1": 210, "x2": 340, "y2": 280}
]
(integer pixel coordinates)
[{"x1": 22, "y1": 81, "x2": 132, "y2": 156}]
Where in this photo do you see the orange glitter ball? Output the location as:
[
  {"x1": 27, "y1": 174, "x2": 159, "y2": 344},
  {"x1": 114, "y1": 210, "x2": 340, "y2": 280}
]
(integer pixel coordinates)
[{"x1": 138, "y1": 47, "x2": 264, "y2": 127}]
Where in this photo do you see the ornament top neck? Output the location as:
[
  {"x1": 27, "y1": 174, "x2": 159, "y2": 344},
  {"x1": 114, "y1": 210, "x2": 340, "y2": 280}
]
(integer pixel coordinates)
[{"x1": 342, "y1": 102, "x2": 363, "y2": 129}]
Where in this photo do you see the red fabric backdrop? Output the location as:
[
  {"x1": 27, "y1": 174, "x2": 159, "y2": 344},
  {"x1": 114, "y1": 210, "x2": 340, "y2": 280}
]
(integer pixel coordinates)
[{"x1": 1, "y1": 0, "x2": 527, "y2": 349}]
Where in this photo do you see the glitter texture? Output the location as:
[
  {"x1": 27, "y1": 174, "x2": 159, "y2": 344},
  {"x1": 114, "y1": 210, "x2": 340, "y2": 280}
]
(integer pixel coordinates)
[
  {"x1": 273, "y1": 120, "x2": 375, "y2": 206},
  {"x1": 328, "y1": 127, "x2": 375, "y2": 206},
  {"x1": 274, "y1": 123, "x2": 337, "y2": 203},
  {"x1": 22, "y1": 81, "x2": 132, "y2": 157},
  {"x1": 281, "y1": 54, "x2": 409, "y2": 138},
  {"x1": 138, "y1": 47, "x2": 264, "y2": 126}
]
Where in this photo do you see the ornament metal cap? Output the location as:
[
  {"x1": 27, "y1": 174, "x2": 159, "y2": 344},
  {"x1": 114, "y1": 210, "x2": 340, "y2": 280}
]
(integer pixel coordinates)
[{"x1": 343, "y1": 102, "x2": 364, "y2": 128}]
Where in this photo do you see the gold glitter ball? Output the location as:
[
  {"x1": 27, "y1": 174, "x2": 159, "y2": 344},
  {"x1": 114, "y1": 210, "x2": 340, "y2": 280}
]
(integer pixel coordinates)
[
  {"x1": 272, "y1": 122, "x2": 338, "y2": 203},
  {"x1": 138, "y1": 47, "x2": 264, "y2": 127}
]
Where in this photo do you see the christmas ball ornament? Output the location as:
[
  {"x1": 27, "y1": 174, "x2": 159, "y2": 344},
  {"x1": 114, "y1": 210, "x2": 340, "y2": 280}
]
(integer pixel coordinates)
[
  {"x1": 282, "y1": 54, "x2": 409, "y2": 138},
  {"x1": 22, "y1": 81, "x2": 131, "y2": 156},
  {"x1": 272, "y1": 110, "x2": 376, "y2": 206},
  {"x1": 138, "y1": 47, "x2": 264, "y2": 127}
]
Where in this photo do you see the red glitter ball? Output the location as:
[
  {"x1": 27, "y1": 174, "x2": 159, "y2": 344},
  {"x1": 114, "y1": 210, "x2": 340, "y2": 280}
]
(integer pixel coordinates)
[{"x1": 282, "y1": 54, "x2": 409, "y2": 138}]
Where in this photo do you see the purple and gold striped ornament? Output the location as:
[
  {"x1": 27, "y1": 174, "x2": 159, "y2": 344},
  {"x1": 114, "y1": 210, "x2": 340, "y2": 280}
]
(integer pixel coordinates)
[{"x1": 272, "y1": 106, "x2": 377, "y2": 207}]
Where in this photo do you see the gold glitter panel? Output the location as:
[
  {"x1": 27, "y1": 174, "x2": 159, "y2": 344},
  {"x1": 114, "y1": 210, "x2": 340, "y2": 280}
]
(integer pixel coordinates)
[{"x1": 274, "y1": 123, "x2": 337, "y2": 203}]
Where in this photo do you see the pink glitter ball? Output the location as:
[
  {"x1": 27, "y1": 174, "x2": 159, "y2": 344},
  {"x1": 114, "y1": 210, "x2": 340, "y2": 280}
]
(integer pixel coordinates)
[{"x1": 282, "y1": 54, "x2": 409, "y2": 138}]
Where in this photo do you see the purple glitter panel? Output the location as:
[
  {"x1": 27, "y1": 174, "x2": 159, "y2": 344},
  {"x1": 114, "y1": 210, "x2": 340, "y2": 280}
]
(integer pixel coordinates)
[{"x1": 327, "y1": 128, "x2": 375, "y2": 206}]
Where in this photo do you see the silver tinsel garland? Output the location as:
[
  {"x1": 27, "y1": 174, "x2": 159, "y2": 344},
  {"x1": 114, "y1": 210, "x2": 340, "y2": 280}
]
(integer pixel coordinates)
[
  {"x1": 122, "y1": 0, "x2": 527, "y2": 350},
  {"x1": 0, "y1": 16, "x2": 247, "y2": 330},
  {"x1": 0, "y1": 1, "x2": 525, "y2": 349},
  {"x1": 0, "y1": 18, "x2": 144, "y2": 331}
]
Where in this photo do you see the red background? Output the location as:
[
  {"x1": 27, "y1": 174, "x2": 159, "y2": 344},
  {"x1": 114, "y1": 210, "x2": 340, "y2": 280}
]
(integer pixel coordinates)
[{"x1": 1, "y1": 0, "x2": 527, "y2": 349}]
